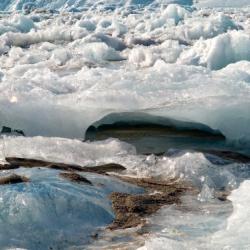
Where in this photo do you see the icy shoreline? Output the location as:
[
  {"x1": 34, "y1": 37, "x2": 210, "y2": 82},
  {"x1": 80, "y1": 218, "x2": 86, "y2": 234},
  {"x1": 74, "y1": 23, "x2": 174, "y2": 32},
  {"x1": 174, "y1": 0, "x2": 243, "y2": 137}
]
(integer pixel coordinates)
[
  {"x1": 0, "y1": 135, "x2": 249, "y2": 249},
  {"x1": 0, "y1": 0, "x2": 250, "y2": 249}
]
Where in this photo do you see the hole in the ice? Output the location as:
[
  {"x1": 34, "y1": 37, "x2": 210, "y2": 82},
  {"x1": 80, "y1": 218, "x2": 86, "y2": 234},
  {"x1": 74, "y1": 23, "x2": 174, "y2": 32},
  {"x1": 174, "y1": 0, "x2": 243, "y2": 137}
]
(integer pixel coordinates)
[
  {"x1": 1, "y1": 126, "x2": 25, "y2": 136},
  {"x1": 85, "y1": 112, "x2": 226, "y2": 154}
]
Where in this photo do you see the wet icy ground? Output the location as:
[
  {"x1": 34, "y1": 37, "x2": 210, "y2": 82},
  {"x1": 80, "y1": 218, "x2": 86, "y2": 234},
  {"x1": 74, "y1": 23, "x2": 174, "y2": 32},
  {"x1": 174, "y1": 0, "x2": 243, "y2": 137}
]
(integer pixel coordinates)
[
  {"x1": 0, "y1": 0, "x2": 250, "y2": 249},
  {"x1": 1, "y1": 137, "x2": 250, "y2": 249},
  {"x1": 0, "y1": 167, "x2": 144, "y2": 249}
]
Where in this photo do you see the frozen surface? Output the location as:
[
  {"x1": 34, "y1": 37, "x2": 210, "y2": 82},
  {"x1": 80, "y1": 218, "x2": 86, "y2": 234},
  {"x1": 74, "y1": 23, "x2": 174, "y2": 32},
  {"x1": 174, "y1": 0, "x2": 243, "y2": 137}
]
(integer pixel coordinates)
[
  {"x1": 0, "y1": 4, "x2": 249, "y2": 145},
  {"x1": 138, "y1": 180, "x2": 250, "y2": 250},
  {"x1": 1, "y1": 136, "x2": 136, "y2": 166},
  {"x1": 0, "y1": 0, "x2": 193, "y2": 12},
  {"x1": 179, "y1": 31, "x2": 250, "y2": 70},
  {"x1": 211, "y1": 180, "x2": 250, "y2": 248},
  {"x1": 196, "y1": 0, "x2": 250, "y2": 8},
  {"x1": 0, "y1": 0, "x2": 249, "y2": 11},
  {"x1": 1, "y1": 136, "x2": 249, "y2": 192},
  {"x1": 0, "y1": 167, "x2": 142, "y2": 249},
  {"x1": 0, "y1": 0, "x2": 250, "y2": 249},
  {"x1": 0, "y1": 136, "x2": 250, "y2": 249}
]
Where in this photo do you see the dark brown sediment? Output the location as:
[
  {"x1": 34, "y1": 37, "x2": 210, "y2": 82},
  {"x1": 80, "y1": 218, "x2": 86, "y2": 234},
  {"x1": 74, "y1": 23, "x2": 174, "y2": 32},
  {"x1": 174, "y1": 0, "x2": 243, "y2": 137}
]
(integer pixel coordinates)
[
  {"x1": 108, "y1": 177, "x2": 197, "y2": 230},
  {"x1": 0, "y1": 174, "x2": 29, "y2": 185},
  {"x1": 4, "y1": 157, "x2": 126, "y2": 174},
  {"x1": 59, "y1": 172, "x2": 93, "y2": 185}
]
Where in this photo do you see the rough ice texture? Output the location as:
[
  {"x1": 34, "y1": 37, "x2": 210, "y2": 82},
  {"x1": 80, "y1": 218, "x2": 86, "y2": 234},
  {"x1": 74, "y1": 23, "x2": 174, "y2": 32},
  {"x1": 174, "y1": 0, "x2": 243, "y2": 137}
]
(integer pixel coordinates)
[
  {"x1": 0, "y1": 3, "x2": 249, "y2": 144},
  {"x1": 179, "y1": 31, "x2": 250, "y2": 70},
  {"x1": 0, "y1": 135, "x2": 249, "y2": 249},
  {"x1": 0, "y1": 167, "x2": 142, "y2": 249},
  {"x1": 211, "y1": 180, "x2": 250, "y2": 248},
  {"x1": 0, "y1": 0, "x2": 249, "y2": 11},
  {"x1": 0, "y1": 0, "x2": 192, "y2": 12},
  {"x1": 1, "y1": 137, "x2": 136, "y2": 166},
  {"x1": 0, "y1": 1, "x2": 249, "y2": 249},
  {"x1": 0, "y1": 15, "x2": 35, "y2": 35},
  {"x1": 0, "y1": 137, "x2": 247, "y2": 192},
  {"x1": 138, "y1": 180, "x2": 250, "y2": 250}
]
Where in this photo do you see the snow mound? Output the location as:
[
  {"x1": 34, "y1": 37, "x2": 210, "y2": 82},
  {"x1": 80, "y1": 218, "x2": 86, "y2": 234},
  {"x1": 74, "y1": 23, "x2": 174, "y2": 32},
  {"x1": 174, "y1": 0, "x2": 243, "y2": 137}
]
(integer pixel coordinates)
[
  {"x1": 0, "y1": 15, "x2": 34, "y2": 36},
  {"x1": 179, "y1": 31, "x2": 250, "y2": 69},
  {"x1": 181, "y1": 13, "x2": 239, "y2": 40},
  {"x1": 162, "y1": 4, "x2": 190, "y2": 24}
]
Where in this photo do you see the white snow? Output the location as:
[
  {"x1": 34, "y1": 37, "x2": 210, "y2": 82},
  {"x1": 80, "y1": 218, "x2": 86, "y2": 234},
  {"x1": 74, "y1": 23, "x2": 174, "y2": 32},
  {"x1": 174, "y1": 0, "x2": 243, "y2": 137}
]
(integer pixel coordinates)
[
  {"x1": 0, "y1": 0, "x2": 249, "y2": 12},
  {"x1": 0, "y1": 14, "x2": 35, "y2": 35},
  {"x1": 162, "y1": 4, "x2": 190, "y2": 24},
  {"x1": 179, "y1": 31, "x2": 250, "y2": 70}
]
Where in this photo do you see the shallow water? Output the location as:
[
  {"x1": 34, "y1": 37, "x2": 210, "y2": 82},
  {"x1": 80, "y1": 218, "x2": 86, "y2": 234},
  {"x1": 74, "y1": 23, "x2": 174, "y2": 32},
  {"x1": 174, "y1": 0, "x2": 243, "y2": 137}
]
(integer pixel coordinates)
[{"x1": 0, "y1": 166, "x2": 144, "y2": 249}]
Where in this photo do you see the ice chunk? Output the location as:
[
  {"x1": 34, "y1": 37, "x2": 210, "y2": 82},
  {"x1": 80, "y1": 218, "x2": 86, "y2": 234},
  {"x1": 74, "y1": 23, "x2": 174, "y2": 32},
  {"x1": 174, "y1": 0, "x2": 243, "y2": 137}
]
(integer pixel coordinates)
[
  {"x1": 92, "y1": 33, "x2": 127, "y2": 51},
  {"x1": 162, "y1": 4, "x2": 190, "y2": 25},
  {"x1": 211, "y1": 180, "x2": 250, "y2": 248},
  {"x1": 50, "y1": 48, "x2": 71, "y2": 66},
  {"x1": 2, "y1": 137, "x2": 136, "y2": 166},
  {"x1": 77, "y1": 19, "x2": 96, "y2": 31},
  {"x1": 197, "y1": 183, "x2": 214, "y2": 202},
  {"x1": 0, "y1": 24, "x2": 87, "y2": 54},
  {"x1": 179, "y1": 31, "x2": 250, "y2": 69},
  {"x1": 11, "y1": 14, "x2": 35, "y2": 33},
  {"x1": 137, "y1": 180, "x2": 250, "y2": 250},
  {"x1": 0, "y1": 167, "x2": 142, "y2": 249},
  {"x1": 182, "y1": 13, "x2": 239, "y2": 40},
  {"x1": 0, "y1": 14, "x2": 35, "y2": 36},
  {"x1": 128, "y1": 40, "x2": 183, "y2": 67},
  {"x1": 80, "y1": 42, "x2": 125, "y2": 62}
]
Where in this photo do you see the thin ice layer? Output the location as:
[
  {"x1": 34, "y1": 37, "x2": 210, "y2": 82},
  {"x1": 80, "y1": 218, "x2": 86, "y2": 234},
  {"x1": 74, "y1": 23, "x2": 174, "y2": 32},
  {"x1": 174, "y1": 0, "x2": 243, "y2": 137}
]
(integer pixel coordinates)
[
  {"x1": 138, "y1": 180, "x2": 250, "y2": 250},
  {"x1": 2, "y1": 136, "x2": 249, "y2": 192},
  {"x1": 0, "y1": 167, "x2": 142, "y2": 249},
  {"x1": 1, "y1": 137, "x2": 136, "y2": 166}
]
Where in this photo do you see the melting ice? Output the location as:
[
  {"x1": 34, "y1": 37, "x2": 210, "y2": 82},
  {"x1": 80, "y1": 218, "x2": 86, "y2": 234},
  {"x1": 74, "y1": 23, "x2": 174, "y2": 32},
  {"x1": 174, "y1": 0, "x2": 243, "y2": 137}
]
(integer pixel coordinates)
[{"x1": 0, "y1": 0, "x2": 249, "y2": 249}]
